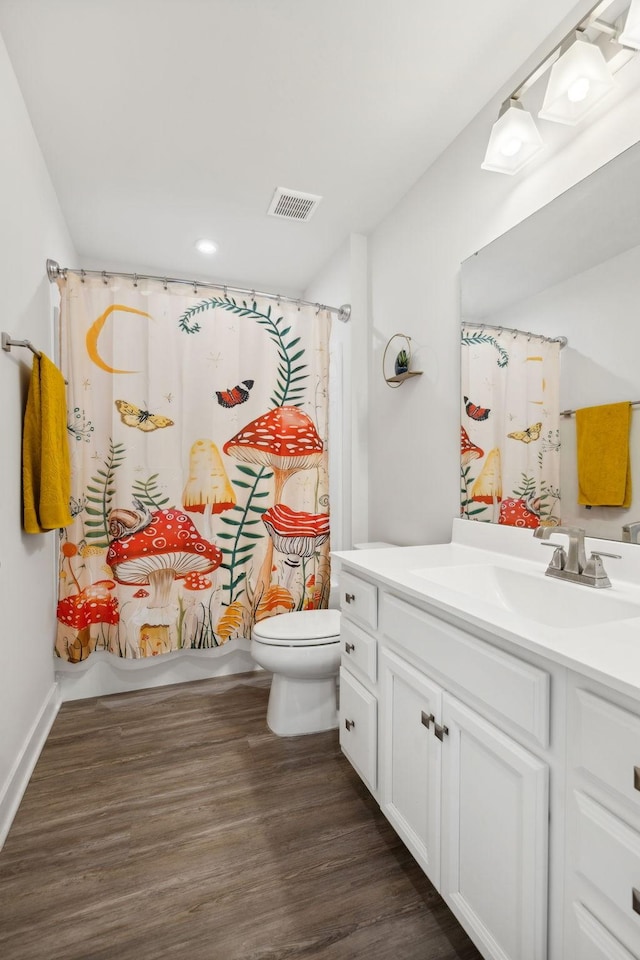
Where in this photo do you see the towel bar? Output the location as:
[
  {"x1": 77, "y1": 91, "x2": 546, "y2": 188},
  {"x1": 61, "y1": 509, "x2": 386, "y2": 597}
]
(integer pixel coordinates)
[{"x1": 2, "y1": 332, "x2": 68, "y2": 384}]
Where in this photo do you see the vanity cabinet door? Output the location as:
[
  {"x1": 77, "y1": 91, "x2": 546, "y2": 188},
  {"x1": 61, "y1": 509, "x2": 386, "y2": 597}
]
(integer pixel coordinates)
[
  {"x1": 339, "y1": 667, "x2": 377, "y2": 794},
  {"x1": 379, "y1": 648, "x2": 442, "y2": 887},
  {"x1": 441, "y1": 693, "x2": 549, "y2": 960}
]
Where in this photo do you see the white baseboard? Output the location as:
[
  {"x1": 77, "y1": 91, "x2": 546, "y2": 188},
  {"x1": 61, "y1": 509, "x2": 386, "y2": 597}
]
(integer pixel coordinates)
[{"x1": 0, "y1": 682, "x2": 61, "y2": 850}]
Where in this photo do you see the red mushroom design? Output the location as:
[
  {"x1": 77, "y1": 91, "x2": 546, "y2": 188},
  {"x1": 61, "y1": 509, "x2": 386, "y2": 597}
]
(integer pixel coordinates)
[
  {"x1": 57, "y1": 582, "x2": 119, "y2": 663},
  {"x1": 262, "y1": 504, "x2": 330, "y2": 562},
  {"x1": 499, "y1": 498, "x2": 540, "y2": 529},
  {"x1": 223, "y1": 406, "x2": 323, "y2": 502},
  {"x1": 461, "y1": 426, "x2": 483, "y2": 466},
  {"x1": 106, "y1": 509, "x2": 222, "y2": 608},
  {"x1": 223, "y1": 406, "x2": 325, "y2": 604}
]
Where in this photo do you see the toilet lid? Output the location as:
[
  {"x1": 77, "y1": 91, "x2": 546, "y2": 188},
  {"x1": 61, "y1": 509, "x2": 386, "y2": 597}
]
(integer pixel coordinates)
[{"x1": 252, "y1": 609, "x2": 341, "y2": 646}]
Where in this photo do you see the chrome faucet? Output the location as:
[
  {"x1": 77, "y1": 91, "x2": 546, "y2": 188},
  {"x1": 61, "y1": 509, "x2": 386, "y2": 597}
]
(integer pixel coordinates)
[{"x1": 533, "y1": 526, "x2": 620, "y2": 588}]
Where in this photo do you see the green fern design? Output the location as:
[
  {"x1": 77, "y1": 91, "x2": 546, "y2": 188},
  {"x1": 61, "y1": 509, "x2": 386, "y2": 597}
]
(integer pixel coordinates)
[
  {"x1": 83, "y1": 440, "x2": 126, "y2": 547},
  {"x1": 460, "y1": 463, "x2": 488, "y2": 518},
  {"x1": 513, "y1": 473, "x2": 537, "y2": 501},
  {"x1": 132, "y1": 474, "x2": 170, "y2": 511},
  {"x1": 461, "y1": 333, "x2": 509, "y2": 368},
  {"x1": 216, "y1": 465, "x2": 272, "y2": 603},
  {"x1": 178, "y1": 297, "x2": 308, "y2": 407}
]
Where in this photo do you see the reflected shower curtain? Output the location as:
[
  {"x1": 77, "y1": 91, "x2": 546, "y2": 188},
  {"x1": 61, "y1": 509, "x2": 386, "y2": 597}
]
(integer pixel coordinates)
[
  {"x1": 460, "y1": 325, "x2": 561, "y2": 528},
  {"x1": 55, "y1": 272, "x2": 331, "y2": 663}
]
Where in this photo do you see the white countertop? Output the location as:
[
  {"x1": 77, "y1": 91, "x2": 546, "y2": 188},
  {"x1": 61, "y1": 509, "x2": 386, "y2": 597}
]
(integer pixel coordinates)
[{"x1": 333, "y1": 519, "x2": 640, "y2": 700}]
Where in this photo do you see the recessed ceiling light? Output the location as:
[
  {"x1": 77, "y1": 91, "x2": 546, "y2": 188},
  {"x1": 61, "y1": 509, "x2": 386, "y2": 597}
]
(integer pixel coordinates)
[{"x1": 195, "y1": 238, "x2": 218, "y2": 255}]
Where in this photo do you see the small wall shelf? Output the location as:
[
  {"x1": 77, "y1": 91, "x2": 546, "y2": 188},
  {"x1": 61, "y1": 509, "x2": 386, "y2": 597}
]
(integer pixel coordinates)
[
  {"x1": 383, "y1": 334, "x2": 423, "y2": 388},
  {"x1": 386, "y1": 370, "x2": 423, "y2": 384}
]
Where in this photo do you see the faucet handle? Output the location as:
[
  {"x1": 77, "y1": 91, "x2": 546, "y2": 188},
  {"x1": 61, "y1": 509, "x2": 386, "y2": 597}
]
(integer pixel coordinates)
[
  {"x1": 582, "y1": 551, "x2": 621, "y2": 588},
  {"x1": 540, "y1": 543, "x2": 566, "y2": 570}
]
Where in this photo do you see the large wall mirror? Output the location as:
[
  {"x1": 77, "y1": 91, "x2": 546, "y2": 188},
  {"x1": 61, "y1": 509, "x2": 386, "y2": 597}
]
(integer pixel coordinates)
[{"x1": 460, "y1": 140, "x2": 640, "y2": 543}]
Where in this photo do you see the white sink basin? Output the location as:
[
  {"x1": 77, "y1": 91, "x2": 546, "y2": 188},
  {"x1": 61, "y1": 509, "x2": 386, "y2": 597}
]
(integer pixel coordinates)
[{"x1": 410, "y1": 564, "x2": 640, "y2": 629}]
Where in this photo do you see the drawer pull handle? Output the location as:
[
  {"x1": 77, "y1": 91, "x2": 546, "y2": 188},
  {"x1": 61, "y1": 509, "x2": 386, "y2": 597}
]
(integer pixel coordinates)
[
  {"x1": 345, "y1": 718, "x2": 355, "y2": 732},
  {"x1": 421, "y1": 711, "x2": 435, "y2": 729},
  {"x1": 345, "y1": 593, "x2": 355, "y2": 604},
  {"x1": 344, "y1": 641, "x2": 355, "y2": 654},
  {"x1": 635, "y1": 766, "x2": 640, "y2": 792},
  {"x1": 633, "y1": 888, "x2": 640, "y2": 916},
  {"x1": 434, "y1": 722, "x2": 449, "y2": 741}
]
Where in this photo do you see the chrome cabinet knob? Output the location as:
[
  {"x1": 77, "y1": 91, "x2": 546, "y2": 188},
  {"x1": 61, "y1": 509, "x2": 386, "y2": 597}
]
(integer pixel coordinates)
[
  {"x1": 344, "y1": 641, "x2": 355, "y2": 654},
  {"x1": 344, "y1": 593, "x2": 355, "y2": 604},
  {"x1": 345, "y1": 718, "x2": 355, "y2": 731}
]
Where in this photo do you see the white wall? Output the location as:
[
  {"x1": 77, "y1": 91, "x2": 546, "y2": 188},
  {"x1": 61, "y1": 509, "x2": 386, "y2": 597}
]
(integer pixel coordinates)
[
  {"x1": 0, "y1": 29, "x2": 77, "y2": 846},
  {"x1": 367, "y1": 12, "x2": 640, "y2": 546}
]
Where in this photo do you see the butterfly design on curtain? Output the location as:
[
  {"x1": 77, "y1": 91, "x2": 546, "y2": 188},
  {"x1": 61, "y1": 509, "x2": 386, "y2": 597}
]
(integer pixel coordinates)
[
  {"x1": 114, "y1": 400, "x2": 174, "y2": 431},
  {"x1": 215, "y1": 379, "x2": 255, "y2": 408},
  {"x1": 464, "y1": 396, "x2": 490, "y2": 421},
  {"x1": 507, "y1": 421, "x2": 542, "y2": 443}
]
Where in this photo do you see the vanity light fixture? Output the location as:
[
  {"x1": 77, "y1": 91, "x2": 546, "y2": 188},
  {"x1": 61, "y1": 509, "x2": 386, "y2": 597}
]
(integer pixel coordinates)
[
  {"x1": 481, "y1": 99, "x2": 544, "y2": 175},
  {"x1": 195, "y1": 238, "x2": 218, "y2": 255},
  {"x1": 619, "y1": 0, "x2": 640, "y2": 48},
  {"x1": 482, "y1": 0, "x2": 638, "y2": 176},
  {"x1": 538, "y1": 33, "x2": 615, "y2": 125}
]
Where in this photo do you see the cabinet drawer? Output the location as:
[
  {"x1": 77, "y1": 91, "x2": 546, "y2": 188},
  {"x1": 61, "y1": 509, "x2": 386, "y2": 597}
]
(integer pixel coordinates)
[
  {"x1": 341, "y1": 572, "x2": 378, "y2": 630},
  {"x1": 575, "y1": 791, "x2": 640, "y2": 933},
  {"x1": 339, "y1": 667, "x2": 377, "y2": 792},
  {"x1": 380, "y1": 594, "x2": 549, "y2": 747},
  {"x1": 341, "y1": 618, "x2": 377, "y2": 685},
  {"x1": 572, "y1": 902, "x2": 636, "y2": 960},
  {"x1": 574, "y1": 688, "x2": 640, "y2": 811}
]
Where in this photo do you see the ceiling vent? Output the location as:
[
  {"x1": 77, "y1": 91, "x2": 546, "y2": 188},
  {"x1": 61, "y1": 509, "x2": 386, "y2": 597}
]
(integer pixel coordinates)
[{"x1": 267, "y1": 187, "x2": 322, "y2": 222}]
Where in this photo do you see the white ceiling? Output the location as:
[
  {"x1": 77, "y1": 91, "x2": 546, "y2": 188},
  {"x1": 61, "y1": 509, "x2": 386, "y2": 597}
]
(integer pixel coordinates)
[{"x1": 0, "y1": 0, "x2": 584, "y2": 295}]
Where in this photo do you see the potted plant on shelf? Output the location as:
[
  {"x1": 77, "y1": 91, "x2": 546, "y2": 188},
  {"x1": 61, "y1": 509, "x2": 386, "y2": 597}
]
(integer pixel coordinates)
[{"x1": 394, "y1": 348, "x2": 409, "y2": 376}]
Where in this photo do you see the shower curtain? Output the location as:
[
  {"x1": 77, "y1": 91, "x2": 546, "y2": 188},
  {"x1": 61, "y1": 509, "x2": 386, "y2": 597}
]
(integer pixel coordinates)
[
  {"x1": 460, "y1": 325, "x2": 561, "y2": 528},
  {"x1": 55, "y1": 272, "x2": 331, "y2": 663}
]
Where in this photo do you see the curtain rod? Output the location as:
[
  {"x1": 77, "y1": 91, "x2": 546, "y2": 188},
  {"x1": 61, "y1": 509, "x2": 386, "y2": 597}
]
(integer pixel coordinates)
[
  {"x1": 561, "y1": 400, "x2": 640, "y2": 417},
  {"x1": 462, "y1": 320, "x2": 568, "y2": 349},
  {"x1": 46, "y1": 259, "x2": 351, "y2": 322}
]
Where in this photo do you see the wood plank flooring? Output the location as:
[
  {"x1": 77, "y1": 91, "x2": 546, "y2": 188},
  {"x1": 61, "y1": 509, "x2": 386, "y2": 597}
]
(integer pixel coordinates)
[{"x1": 0, "y1": 673, "x2": 483, "y2": 960}]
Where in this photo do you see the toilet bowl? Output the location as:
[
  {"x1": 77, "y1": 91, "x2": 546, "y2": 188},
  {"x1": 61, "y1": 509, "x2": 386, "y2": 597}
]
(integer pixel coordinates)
[{"x1": 251, "y1": 608, "x2": 341, "y2": 737}]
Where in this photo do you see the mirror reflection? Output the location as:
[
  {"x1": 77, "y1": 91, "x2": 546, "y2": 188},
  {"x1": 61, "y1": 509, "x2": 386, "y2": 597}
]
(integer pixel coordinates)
[{"x1": 460, "y1": 140, "x2": 640, "y2": 543}]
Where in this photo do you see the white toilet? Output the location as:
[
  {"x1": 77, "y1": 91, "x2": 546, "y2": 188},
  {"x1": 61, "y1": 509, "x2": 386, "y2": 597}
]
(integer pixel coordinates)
[{"x1": 251, "y1": 608, "x2": 342, "y2": 737}]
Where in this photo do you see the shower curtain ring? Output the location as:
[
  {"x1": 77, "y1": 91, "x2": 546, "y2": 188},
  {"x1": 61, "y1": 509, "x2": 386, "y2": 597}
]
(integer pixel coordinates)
[
  {"x1": 163, "y1": 278, "x2": 168, "y2": 291},
  {"x1": 102, "y1": 271, "x2": 108, "y2": 285},
  {"x1": 80, "y1": 269, "x2": 86, "y2": 283},
  {"x1": 193, "y1": 281, "x2": 198, "y2": 295},
  {"x1": 133, "y1": 273, "x2": 138, "y2": 288}
]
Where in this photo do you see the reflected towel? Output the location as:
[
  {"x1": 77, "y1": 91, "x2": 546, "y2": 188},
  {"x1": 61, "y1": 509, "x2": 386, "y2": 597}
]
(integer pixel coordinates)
[
  {"x1": 23, "y1": 353, "x2": 73, "y2": 533},
  {"x1": 576, "y1": 402, "x2": 632, "y2": 508}
]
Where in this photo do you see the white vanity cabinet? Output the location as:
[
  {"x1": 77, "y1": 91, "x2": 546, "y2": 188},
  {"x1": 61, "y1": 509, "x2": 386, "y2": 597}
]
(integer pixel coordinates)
[
  {"x1": 379, "y1": 597, "x2": 549, "y2": 960},
  {"x1": 565, "y1": 675, "x2": 640, "y2": 959},
  {"x1": 338, "y1": 572, "x2": 380, "y2": 797}
]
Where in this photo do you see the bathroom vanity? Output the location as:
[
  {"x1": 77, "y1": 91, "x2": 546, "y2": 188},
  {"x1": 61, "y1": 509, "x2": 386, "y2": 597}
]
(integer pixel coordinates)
[{"x1": 335, "y1": 520, "x2": 640, "y2": 960}]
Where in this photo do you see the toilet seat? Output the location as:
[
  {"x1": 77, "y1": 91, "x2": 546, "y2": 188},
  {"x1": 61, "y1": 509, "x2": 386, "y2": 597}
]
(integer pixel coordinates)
[{"x1": 252, "y1": 609, "x2": 341, "y2": 647}]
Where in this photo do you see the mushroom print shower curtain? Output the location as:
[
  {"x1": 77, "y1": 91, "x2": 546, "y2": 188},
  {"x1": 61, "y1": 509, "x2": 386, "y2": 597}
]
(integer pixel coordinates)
[
  {"x1": 460, "y1": 325, "x2": 561, "y2": 528},
  {"x1": 55, "y1": 272, "x2": 331, "y2": 663}
]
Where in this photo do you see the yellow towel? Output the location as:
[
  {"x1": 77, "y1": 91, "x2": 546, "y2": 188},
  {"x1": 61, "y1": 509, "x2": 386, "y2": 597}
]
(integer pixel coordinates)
[
  {"x1": 576, "y1": 402, "x2": 632, "y2": 508},
  {"x1": 23, "y1": 353, "x2": 73, "y2": 533}
]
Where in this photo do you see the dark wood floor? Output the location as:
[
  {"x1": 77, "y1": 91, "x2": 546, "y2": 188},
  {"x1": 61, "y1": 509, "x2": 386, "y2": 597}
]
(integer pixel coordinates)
[{"x1": 0, "y1": 673, "x2": 482, "y2": 960}]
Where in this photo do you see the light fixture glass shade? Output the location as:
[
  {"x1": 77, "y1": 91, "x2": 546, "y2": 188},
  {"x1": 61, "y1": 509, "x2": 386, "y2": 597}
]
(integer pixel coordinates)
[
  {"x1": 481, "y1": 101, "x2": 544, "y2": 175},
  {"x1": 538, "y1": 36, "x2": 615, "y2": 126},
  {"x1": 619, "y1": 0, "x2": 640, "y2": 49}
]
